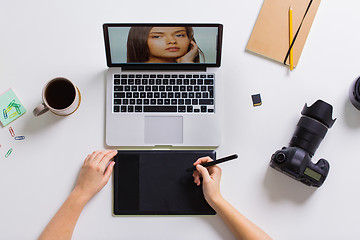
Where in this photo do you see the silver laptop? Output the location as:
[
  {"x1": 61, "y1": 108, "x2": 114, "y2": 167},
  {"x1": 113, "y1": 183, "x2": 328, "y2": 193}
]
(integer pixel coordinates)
[{"x1": 103, "y1": 23, "x2": 223, "y2": 147}]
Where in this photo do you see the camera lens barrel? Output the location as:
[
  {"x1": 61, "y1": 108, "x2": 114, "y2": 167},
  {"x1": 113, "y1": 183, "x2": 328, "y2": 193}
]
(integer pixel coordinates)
[
  {"x1": 290, "y1": 116, "x2": 328, "y2": 156},
  {"x1": 289, "y1": 100, "x2": 336, "y2": 157}
]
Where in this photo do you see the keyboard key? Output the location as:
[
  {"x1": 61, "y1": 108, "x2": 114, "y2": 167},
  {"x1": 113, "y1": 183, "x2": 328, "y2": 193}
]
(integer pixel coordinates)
[
  {"x1": 114, "y1": 79, "x2": 120, "y2": 85},
  {"x1": 144, "y1": 106, "x2": 177, "y2": 112},
  {"x1": 199, "y1": 99, "x2": 214, "y2": 105},
  {"x1": 114, "y1": 92, "x2": 125, "y2": 98},
  {"x1": 187, "y1": 106, "x2": 193, "y2": 112},
  {"x1": 114, "y1": 74, "x2": 121, "y2": 78},
  {"x1": 178, "y1": 106, "x2": 186, "y2": 112},
  {"x1": 201, "y1": 106, "x2": 207, "y2": 112},
  {"x1": 114, "y1": 86, "x2": 123, "y2": 91},
  {"x1": 128, "y1": 106, "x2": 134, "y2": 112},
  {"x1": 114, "y1": 99, "x2": 121, "y2": 104},
  {"x1": 114, "y1": 106, "x2": 120, "y2": 112},
  {"x1": 135, "y1": 106, "x2": 142, "y2": 112},
  {"x1": 204, "y1": 79, "x2": 214, "y2": 85}
]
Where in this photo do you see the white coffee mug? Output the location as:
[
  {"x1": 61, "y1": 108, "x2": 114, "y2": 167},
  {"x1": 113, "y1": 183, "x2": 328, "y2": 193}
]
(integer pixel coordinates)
[{"x1": 33, "y1": 77, "x2": 81, "y2": 116}]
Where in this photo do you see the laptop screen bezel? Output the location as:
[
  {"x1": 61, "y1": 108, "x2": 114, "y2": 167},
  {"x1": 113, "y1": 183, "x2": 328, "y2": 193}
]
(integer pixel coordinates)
[{"x1": 103, "y1": 23, "x2": 223, "y2": 70}]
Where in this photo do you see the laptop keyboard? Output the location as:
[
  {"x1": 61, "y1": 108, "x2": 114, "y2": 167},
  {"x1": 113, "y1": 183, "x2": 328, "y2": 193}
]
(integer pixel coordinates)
[{"x1": 113, "y1": 73, "x2": 215, "y2": 113}]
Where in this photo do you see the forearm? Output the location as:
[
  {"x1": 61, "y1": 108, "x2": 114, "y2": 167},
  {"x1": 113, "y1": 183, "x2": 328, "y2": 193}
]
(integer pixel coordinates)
[
  {"x1": 38, "y1": 189, "x2": 89, "y2": 240},
  {"x1": 211, "y1": 198, "x2": 272, "y2": 240}
]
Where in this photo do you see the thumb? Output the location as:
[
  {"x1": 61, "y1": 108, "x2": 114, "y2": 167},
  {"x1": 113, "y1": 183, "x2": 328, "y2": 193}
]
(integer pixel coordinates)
[{"x1": 196, "y1": 165, "x2": 211, "y2": 182}]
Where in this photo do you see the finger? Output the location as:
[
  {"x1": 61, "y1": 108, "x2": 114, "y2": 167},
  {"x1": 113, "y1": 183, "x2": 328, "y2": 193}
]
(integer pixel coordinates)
[
  {"x1": 193, "y1": 171, "x2": 201, "y2": 186},
  {"x1": 103, "y1": 161, "x2": 115, "y2": 183},
  {"x1": 83, "y1": 154, "x2": 91, "y2": 165},
  {"x1": 98, "y1": 150, "x2": 118, "y2": 170},
  {"x1": 92, "y1": 150, "x2": 113, "y2": 164},
  {"x1": 193, "y1": 156, "x2": 213, "y2": 166},
  {"x1": 196, "y1": 165, "x2": 211, "y2": 182}
]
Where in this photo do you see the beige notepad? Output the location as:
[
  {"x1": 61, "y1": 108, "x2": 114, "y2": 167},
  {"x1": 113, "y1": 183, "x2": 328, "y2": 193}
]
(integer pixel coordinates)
[{"x1": 246, "y1": 0, "x2": 321, "y2": 68}]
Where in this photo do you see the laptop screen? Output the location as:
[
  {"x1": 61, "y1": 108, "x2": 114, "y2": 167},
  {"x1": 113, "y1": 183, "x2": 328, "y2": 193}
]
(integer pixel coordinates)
[{"x1": 103, "y1": 23, "x2": 223, "y2": 69}]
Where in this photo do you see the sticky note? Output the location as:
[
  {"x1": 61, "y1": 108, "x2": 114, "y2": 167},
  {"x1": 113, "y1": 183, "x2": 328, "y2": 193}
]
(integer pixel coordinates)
[{"x1": 0, "y1": 89, "x2": 26, "y2": 126}]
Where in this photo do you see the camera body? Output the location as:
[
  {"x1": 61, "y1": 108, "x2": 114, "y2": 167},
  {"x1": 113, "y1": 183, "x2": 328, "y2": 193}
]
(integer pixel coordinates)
[
  {"x1": 270, "y1": 100, "x2": 335, "y2": 187},
  {"x1": 271, "y1": 147, "x2": 329, "y2": 187}
]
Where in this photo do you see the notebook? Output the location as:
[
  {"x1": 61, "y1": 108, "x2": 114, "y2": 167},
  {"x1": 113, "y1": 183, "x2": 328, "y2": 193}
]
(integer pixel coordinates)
[
  {"x1": 103, "y1": 23, "x2": 223, "y2": 147},
  {"x1": 246, "y1": 0, "x2": 321, "y2": 67},
  {"x1": 113, "y1": 150, "x2": 216, "y2": 215}
]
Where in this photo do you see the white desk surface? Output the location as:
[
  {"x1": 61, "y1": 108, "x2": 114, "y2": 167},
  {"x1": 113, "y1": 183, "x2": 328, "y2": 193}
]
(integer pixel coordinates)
[{"x1": 1, "y1": 0, "x2": 360, "y2": 239}]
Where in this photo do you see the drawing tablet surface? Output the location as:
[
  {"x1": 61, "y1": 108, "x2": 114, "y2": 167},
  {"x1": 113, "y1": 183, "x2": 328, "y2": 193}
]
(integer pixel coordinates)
[{"x1": 113, "y1": 150, "x2": 216, "y2": 215}]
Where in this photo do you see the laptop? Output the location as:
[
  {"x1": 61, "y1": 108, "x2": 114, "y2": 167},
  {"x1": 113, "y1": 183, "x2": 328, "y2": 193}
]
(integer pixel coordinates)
[{"x1": 103, "y1": 23, "x2": 223, "y2": 147}]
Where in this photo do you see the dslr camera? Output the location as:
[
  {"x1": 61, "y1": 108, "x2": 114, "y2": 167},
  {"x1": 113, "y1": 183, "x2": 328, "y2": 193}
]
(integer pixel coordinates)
[{"x1": 270, "y1": 100, "x2": 336, "y2": 187}]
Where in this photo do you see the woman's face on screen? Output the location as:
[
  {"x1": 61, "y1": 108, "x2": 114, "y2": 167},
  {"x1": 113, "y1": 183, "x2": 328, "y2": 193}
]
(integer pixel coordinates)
[{"x1": 146, "y1": 27, "x2": 190, "y2": 63}]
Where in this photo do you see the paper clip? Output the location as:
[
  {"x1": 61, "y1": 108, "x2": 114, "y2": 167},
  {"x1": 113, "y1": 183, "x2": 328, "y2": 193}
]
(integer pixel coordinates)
[
  {"x1": 3, "y1": 109, "x2": 8, "y2": 119},
  {"x1": 7, "y1": 100, "x2": 15, "y2": 108},
  {"x1": 9, "y1": 112, "x2": 18, "y2": 118},
  {"x1": 9, "y1": 127, "x2": 15, "y2": 137},
  {"x1": 5, "y1": 148, "x2": 13, "y2": 158},
  {"x1": 14, "y1": 136, "x2": 25, "y2": 140}
]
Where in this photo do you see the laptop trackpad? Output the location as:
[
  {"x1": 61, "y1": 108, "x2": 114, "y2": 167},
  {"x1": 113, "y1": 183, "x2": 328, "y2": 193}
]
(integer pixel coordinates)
[{"x1": 145, "y1": 116, "x2": 183, "y2": 144}]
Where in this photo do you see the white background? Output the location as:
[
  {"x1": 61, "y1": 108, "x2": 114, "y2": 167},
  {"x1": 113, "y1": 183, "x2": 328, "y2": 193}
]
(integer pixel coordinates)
[{"x1": 1, "y1": 0, "x2": 360, "y2": 239}]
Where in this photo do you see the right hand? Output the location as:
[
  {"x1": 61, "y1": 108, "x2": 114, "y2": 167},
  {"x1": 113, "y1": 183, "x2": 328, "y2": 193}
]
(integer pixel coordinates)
[{"x1": 192, "y1": 156, "x2": 223, "y2": 206}]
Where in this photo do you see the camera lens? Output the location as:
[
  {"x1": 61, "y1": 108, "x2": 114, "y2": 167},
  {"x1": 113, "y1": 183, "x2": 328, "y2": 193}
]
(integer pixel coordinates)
[
  {"x1": 289, "y1": 100, "x2": 335, "y2": 157},
  {"x1": 275, "y1": 152, "x2": 286, "y2": 162}
]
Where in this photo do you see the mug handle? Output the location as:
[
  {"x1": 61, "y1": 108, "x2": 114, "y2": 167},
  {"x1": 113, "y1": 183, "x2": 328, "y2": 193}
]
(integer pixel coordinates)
[{"x1": 33, "y1": 103, "x2": 49, "y2": 116}]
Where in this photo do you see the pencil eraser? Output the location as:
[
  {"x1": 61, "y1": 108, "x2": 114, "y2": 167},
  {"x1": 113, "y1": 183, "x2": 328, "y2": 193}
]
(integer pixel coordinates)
[{"x1": 251, "y1": 94, "x2": 262, "y2": 107}]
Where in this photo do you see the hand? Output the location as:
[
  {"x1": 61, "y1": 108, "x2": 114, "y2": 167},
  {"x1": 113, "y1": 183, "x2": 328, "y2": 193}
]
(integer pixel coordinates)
[
  {"x1": 73, "y1": 150, "x2": 118, "y2": 202},
  {"x1": 176, "y1": 40, "x2": 199, "y2": 63},
  {"x1": 193, "y1": 156, "x2": 223, "y2": 206}
]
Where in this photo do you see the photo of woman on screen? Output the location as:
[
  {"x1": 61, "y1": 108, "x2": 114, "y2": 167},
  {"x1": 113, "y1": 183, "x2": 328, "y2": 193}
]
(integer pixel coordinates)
[{"x1": 127, "y1": 26, "x2": 205, "y2": 63}]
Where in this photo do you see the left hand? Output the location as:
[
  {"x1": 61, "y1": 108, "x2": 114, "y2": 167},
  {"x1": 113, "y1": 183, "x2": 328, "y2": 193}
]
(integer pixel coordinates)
[{"x1": 73, "y1": 150, "x2": 118, "y2": 201}]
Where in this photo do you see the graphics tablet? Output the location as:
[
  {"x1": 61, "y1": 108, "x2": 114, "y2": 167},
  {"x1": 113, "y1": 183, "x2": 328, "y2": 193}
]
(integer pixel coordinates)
[{"x1": 113, "y1": 150, "x2": 216, "y2": 215}]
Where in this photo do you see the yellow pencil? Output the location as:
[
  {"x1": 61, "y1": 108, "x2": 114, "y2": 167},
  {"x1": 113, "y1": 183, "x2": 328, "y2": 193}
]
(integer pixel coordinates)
[{"x1": 289, "y1": 6, "x2": 294, "y2": 70}]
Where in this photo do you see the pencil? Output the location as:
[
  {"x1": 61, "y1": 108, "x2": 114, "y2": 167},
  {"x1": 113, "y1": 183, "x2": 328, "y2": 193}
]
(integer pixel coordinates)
[{"x1": 289, "y1": 6, "x2": 294, "y2": 70}]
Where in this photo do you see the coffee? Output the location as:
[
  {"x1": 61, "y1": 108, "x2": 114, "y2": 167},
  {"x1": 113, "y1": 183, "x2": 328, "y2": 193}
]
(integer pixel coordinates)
[{"x1": 45, "y1": 79, "x2": 76, "y2": 109}]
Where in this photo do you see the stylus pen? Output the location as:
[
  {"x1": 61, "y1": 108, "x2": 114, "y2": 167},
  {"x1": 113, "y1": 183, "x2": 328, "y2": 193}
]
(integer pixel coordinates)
[{"x1": 186, "y1": 154, "x2": 238, "y2": 172}]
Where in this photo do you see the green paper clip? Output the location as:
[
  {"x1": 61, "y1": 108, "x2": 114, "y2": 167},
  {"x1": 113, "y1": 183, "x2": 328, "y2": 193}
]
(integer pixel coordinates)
[{"x1": 5, "y1": 148, "x2": 13, "y2": 158}]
